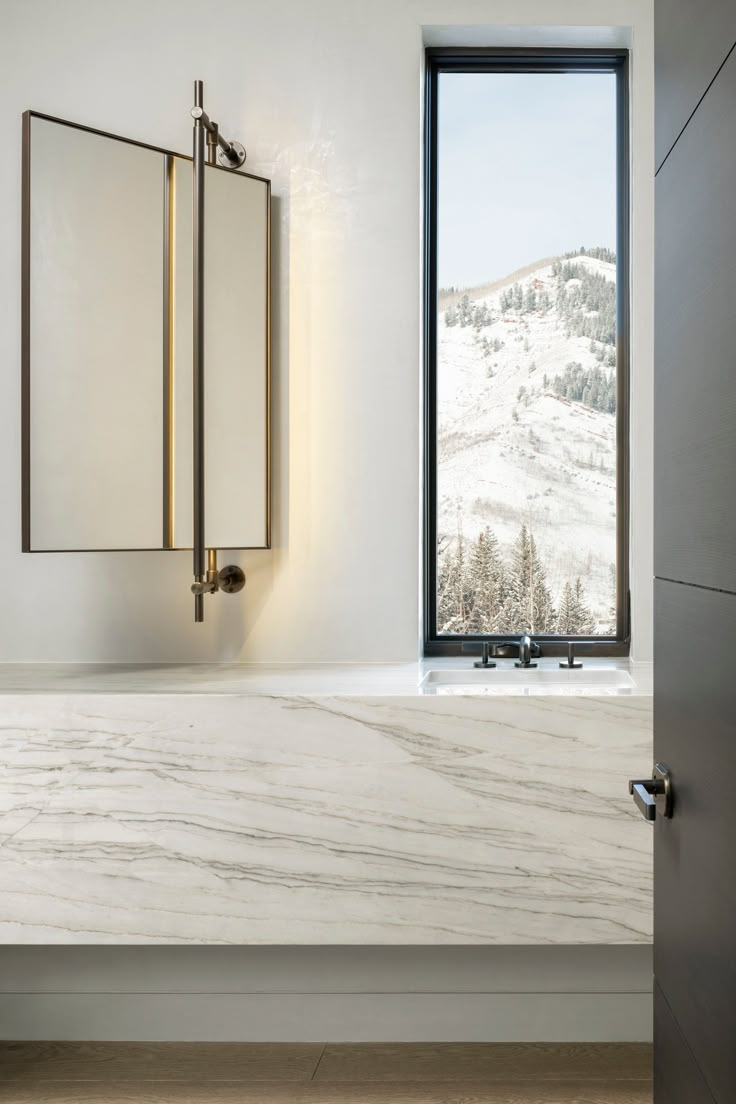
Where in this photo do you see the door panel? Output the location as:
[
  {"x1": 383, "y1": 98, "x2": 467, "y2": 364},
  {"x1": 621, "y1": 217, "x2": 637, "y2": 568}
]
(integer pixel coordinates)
[
  {"x1": 654, "y1": 984, "x2": 716, "y2": 1104},
  {"x1": 654, "y1": 579, "x2": 736, "y2": 1103},
  {"x1": 655, "y1": 0, "x2": 736, "y2": 170},
  {"x1": 654, "y1": 49, "x2": 736, "y2": 590}
]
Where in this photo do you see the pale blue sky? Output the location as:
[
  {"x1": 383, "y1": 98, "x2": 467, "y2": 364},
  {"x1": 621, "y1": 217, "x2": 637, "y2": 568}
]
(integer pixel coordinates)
[{"x1": 438, "y1": 71, "x2": 617, "y2": 289}]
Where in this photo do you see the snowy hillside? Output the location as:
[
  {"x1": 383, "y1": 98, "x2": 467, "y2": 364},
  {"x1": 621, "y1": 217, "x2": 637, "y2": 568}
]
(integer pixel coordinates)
[{"x1": 437, "y1": 250, "x2": 618, "y2": 635}]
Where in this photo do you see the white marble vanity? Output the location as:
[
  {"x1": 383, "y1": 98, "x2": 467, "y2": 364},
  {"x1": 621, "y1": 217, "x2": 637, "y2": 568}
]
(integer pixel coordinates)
[{"x1": 0, "y1": 661, "x2": 653, "y2": 945}]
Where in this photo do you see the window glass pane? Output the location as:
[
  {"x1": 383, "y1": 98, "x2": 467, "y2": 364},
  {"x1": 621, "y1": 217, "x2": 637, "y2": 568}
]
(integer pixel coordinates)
[{"x1": 436, "y1": 70, "x2": 620, "y2": 637}]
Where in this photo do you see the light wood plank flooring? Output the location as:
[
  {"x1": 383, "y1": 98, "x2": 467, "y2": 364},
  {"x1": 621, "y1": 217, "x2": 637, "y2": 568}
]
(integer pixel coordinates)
[{"x1": 0, "y1": 1042, "x2": 653, "y2": 1103}]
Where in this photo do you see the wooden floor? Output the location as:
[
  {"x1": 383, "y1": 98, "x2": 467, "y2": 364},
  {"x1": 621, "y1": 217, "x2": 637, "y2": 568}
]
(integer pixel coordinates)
[{"x1": 0, "y1": 1043, "x2": 653, "y2": 1103}]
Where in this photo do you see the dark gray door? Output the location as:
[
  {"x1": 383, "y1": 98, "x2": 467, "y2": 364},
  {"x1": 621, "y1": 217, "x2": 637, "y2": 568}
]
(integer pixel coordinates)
[
  {"x1": 653, "y1": 3, "x2": 736, "y2": 1102},
  {"x1": 653, "y1": 582, "x2": 736, "y2": 1103},
  {"x1": 655, "y1": 1, "x2": 736, "y2": 170}
]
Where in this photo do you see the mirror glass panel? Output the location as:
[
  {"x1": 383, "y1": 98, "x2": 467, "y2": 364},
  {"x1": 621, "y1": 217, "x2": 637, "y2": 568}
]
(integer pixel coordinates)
[
  {"x1": 24, "y1": 113, "x2": 270, "y2": 552},
  {"x1": 27, "y1": 117, "x2": 165, "y2": 550},
  {"x1": 171, "y1": 157, "x2": 269, "y2": 550}
]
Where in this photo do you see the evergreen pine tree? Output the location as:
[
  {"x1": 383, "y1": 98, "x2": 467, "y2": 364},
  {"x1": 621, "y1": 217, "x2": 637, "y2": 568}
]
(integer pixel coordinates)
[
  {"x1": 504, "y1": 525, "x2": 532, "y2": 632},
  {"x1": 437, "y1": 523, "x2": 482, "y2": 634},
  {"x1": 436, "y1": 546, "x2": 455, "y2": 632},
  {"x1": 467, "y1": 527, "x2": 506, "y2": 633},
  {"x1": 504, "y1": 526, "x2": 555, "y2": 633},
  {"x1": 573, "y1": 577, "x2": 596, "y2": 634},
  {"x1": 557, "y1": 576, "x2": 596, "y2": 634},
  {"x1": 524, "y1": 284, "x2": 536, "y2": 313},
  {"x1": 437, "y1": 534, "x2": 469, "y2": 633},
  {"x1": 457, "y1": 294, "x2": 472, "y2": 326},
  {"x1": 606, "y1": 563, "x2": 617, "y2": 634},
  {"x1": 557, "y1": 580, "x2": 578, "y2": 635},
  {"x1": 529, "y1": 532, "x2": 556, "y2": 631}
]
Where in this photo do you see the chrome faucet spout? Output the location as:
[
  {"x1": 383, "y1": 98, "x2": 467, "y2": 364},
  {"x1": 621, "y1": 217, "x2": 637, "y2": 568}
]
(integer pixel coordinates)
[
  {"x1": 483, "y1": 634, "x2": 541, "y2": 667},
  {"x1": 515, "y1": 633, "x2": 537, "y2": 669}
]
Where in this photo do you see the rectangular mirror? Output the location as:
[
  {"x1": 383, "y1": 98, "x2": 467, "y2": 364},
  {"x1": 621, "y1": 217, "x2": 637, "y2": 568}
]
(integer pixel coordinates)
[{"x1": 22, "y1": 112, "x2": 270, "y2": 553}]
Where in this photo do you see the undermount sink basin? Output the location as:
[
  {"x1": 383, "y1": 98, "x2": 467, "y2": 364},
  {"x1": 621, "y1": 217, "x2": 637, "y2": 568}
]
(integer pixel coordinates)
[{"x1": 422, "y1": 667, "x2": 634, "y2": 689}]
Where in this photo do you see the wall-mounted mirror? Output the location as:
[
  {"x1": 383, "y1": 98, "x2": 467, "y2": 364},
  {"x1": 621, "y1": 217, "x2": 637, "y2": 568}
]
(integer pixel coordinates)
[{"x1": 22, "y1": 112, "x2": 270, "y2": 554}]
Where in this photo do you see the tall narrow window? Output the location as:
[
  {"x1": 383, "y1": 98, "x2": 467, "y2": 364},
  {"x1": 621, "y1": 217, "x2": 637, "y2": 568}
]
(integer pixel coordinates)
[{"x1": 424, "y1": 50, "x2": 629, "y2": 655}]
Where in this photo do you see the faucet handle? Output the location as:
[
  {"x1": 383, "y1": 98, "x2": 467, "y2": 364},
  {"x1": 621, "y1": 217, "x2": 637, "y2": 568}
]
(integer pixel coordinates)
[
  {"x1": 559, "y1": 642, "x2": 583, "y2": 669},
  {"x1": 474, "y1": 642, "x2": 496, "y2": 669}
]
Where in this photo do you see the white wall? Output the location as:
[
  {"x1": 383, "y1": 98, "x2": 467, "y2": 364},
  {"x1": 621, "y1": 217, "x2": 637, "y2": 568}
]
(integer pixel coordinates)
[{"x1": 0, "y1": 0, "x2": 653, "y2": 663}]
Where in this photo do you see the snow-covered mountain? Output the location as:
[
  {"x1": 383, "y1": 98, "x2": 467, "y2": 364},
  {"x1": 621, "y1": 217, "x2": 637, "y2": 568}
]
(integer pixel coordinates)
[{"x1": 437, "y1": 250, "x2": 618, "y2": 632}]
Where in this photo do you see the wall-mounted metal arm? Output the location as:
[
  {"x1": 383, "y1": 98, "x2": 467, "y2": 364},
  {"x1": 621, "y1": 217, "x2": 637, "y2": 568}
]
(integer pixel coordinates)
[
  {"x1": 191, "y1": 80, "x2": 246, "y2": 171},
  {"x1": 191, "y1": 106, "x2": 246, "y2": 169}
]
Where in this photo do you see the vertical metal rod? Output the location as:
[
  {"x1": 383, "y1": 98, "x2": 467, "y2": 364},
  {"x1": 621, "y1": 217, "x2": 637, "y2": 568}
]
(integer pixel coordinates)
[
  {"x1": 163, "y1": 154, "x2": 175, "y2": 550},
  {"x1": 193, "y1": 79, "x2": 206, "y2": 622}
]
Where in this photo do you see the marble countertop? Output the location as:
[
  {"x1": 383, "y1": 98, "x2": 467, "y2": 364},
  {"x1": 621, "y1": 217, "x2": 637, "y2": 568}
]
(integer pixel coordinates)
[{"x1": 0, "y1": 658, "x2": 652, "y2": 697}]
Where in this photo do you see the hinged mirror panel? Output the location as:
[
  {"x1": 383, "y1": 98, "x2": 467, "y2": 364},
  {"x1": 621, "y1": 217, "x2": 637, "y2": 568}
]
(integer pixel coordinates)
[{"x1": 22, "y1": 112, "x2": 270, "y2": 553}]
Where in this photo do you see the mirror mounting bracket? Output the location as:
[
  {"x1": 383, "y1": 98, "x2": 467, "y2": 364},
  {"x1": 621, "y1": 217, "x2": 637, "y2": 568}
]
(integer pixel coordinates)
[
  {"x1": 191, "y1": 550, "x2": 246, "y2": 609},
  {"x1": 191, "y1": 102, "x2": 246, "y2": 170},
  {"x1": 218, "y1": 140, "x2": 246, "y2": 170}
]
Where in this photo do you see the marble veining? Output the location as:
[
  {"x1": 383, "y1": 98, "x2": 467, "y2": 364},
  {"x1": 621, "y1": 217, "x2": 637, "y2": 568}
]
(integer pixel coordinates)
[{"x1": 0, "y1": 692, "x2": 652, "y2": 944}]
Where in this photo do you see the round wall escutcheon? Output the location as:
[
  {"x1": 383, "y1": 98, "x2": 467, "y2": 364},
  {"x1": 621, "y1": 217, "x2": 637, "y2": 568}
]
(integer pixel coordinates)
[{"x1": 218, "y1": 564, "x2": 246, "y2": 593}]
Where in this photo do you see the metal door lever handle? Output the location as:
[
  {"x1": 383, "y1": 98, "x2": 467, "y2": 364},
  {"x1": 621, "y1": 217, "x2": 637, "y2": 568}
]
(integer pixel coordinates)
[
  {"x1": 629, "y1": 779, "x2": 661, "y2": 820},
  {"x1": 628, "y1": 763, "x2": 673, "y2": 821}
]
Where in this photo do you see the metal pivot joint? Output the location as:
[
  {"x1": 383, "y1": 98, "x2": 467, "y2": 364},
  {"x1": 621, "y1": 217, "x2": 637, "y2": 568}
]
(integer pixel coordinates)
[
  {"x1": 190, "y1": 79, "x2": 247, "y2": 622},
  {"x1": 192, "y1": 550, "x2": 246, "y2": 599},
  {"x1": 191, "y1": 91, "x2": 246, "y2": 171}
]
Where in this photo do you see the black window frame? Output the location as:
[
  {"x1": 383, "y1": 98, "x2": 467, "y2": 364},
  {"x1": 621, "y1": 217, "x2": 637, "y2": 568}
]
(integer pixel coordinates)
[{"x1": 423, "y1": 47, "x2": 631, "y2": 658}]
